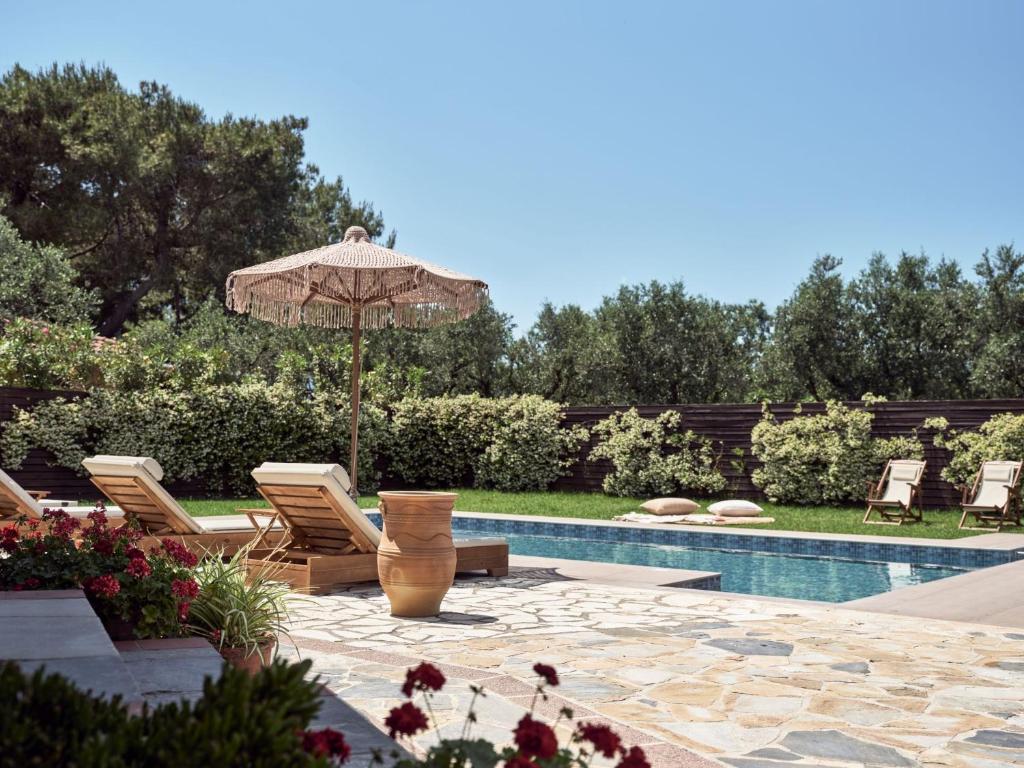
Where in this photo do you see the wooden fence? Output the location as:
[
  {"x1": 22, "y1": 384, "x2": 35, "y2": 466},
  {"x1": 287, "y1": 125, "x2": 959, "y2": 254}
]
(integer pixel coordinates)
[
  {"x1": 3, "y1": 386, "x2": 1024, "y2": 507},
  {"x1": 552, "y1": 400, "x2": 1024, "y2": 507}
]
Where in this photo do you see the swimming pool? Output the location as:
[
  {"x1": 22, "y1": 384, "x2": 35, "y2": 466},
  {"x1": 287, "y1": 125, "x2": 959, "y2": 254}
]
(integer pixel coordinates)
[
  {"x1": 456, "y1": 527, "x2": 967, "y2": 602},
  {"x1": 366, "y1": 512, "x2": 1019, "y2": 602}
]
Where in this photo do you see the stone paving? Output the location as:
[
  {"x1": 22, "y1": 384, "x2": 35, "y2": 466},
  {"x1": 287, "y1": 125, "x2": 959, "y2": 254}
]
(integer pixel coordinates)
[{"x1": 282, "y1": 571, "x2": 1024, "y2": 768}]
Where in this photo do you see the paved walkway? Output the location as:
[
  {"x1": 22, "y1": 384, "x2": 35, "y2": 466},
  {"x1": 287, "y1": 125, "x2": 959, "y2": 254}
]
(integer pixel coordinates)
[{"x1": 285, "y1": 572, "x2": 1024, "y2": 768}]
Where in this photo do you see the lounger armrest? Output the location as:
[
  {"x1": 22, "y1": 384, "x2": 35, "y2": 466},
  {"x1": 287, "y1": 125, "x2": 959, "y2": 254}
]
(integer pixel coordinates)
[
  {"x1": 956, "y1": 484, "x2": 970, "y2": 504},
  {"x1": 865, "y1": 479, "x2": 881, "y2": 499}
]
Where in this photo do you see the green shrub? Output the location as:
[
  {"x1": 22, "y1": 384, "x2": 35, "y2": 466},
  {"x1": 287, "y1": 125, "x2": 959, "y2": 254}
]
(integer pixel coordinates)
[
  {"x1": 0, "y1": 382, "x2": 387, "y2": 495},
  {"x1": 588, "y1": 408, "x2": 726, "y2": 498},
  {"x1": 751, "y1": 397, "x2": 923, "y2": 504},
  {"x1": 926, "y1": 413, "x2": 1024, "y2": 485},
  {"x1": 0, "y1": 658, "x2": 335, "y2": 768},
  {"x1": 387, "y1": 395, "x2": 494, "y2": 487},
  {"x1": 473, "y1": 396, "x2": 588, "y2": 491},
  {"x1": 386, "y1": 395, "x2": 587, "y2": 492}
]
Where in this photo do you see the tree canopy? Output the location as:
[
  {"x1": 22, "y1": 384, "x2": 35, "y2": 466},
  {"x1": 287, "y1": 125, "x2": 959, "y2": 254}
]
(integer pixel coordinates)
[{"x1": 0, "y1": 62, "x2": 1021, "y2": 405}]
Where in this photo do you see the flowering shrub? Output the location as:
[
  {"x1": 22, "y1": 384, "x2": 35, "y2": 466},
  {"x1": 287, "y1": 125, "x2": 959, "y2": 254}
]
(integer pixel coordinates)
[
  {"x1": 589, "y1": 408, "x2": 726, "y2": 497},
  {"x1": 380, "y1": 661, "x2": 650, "y2": 768},
  {"x1": 0, "y1": 506, "x2": 199, "y2": 638},
  {"x1": 751, "y1": 397, "x2": 923, "y2": 504},
  {"x1": 387, "y1": 395, "x2": 587, "y2": 492},
  {"x1": 926, "y1": 412, "x2": 1024, "y2": 485},
  {"x1": 0, "y1": 317, "x2": 102, "y2": 390}
]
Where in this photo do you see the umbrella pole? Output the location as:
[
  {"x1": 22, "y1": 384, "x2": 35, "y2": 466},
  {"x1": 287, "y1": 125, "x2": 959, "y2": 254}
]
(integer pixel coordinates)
[{"x1": 349, "y1": 307, "x2": 361, "y2": 498}]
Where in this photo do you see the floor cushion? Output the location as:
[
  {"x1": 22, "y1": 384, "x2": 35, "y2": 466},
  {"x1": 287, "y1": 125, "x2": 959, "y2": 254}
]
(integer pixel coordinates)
[
  {"x1": 640, "y1": 497, "x2": 700, "y2": 515},
  {"x1": 707, "y1": 499, "x2": 763, "y2": 517}
]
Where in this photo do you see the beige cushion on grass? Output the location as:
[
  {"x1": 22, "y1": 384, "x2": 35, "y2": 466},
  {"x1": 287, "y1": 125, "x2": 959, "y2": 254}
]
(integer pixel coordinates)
[
  {"x1": 640, "y1": 497, "x2": 700, "y2": 515},
  {"x1": 707, "y1": 499, "x2": 763, "y2": 517}
]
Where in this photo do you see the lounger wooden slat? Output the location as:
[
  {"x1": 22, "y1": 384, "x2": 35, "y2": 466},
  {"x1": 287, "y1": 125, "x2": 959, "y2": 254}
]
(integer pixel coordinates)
[
  {"x1": 246, "y1": 462, "x2": 508, "y2": 593},
  {"x1": 83, "y1": 456, "x2": 285, "y2": 555}
]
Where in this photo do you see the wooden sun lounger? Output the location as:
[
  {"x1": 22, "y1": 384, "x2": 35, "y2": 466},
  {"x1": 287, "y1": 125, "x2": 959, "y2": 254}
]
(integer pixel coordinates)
[
  {"x1": 0, "y1": 468, "x2": 123, "y2": 526},
  {"x1": 958, "y1": 460, "x2": 1023, "y2": 531},
  {"x1": 81, "y1": 456, "x2": 283, "y2": 555},
  {"x1": 863, "y1": 459, "x2": 926, "y2": 525},
  {"x1": 246, "y1": 462, "x2": 509, "y2": 593}
]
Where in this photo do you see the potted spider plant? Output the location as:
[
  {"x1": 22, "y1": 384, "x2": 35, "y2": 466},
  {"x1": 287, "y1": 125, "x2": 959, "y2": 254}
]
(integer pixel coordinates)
[{"x1": 187, "y1": 546, "x2": 294, "y2": 674}]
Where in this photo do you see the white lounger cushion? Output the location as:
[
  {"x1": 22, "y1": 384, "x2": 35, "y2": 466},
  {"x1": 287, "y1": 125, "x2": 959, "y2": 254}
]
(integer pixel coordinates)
[{"x1": 81, "y1": 455, "x2": 208, "y2": 533}]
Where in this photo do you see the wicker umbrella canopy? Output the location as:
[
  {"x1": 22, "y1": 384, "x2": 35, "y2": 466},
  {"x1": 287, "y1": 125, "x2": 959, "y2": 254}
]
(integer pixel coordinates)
[{"x1": 225, "y1": 225, "x2": 488, "y2": 493}]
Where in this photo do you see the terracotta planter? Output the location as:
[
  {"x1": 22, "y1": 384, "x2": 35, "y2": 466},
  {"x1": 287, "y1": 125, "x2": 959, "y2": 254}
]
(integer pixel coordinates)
[
  {"x1": 377, "y1": 491, "x2": 457, "y2": 617},
  {"x1": 218, "y1": 637, "x2": 277, "y2": 675}
]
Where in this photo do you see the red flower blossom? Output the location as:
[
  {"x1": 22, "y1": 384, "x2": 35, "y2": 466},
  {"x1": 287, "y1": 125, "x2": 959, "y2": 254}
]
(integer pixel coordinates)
[
  {"x1": 615, "y1": 746, "x2": 651, "y2": 768},
  {"x1": 384, "y1": 702, "x2": 429, "y2": 739},
  {"x1": 92, "y1": 537, "x2": 114, "y2": 556},
  {"x1": 171, "y1": 578, "x2": 199, "y2": 600},
  {"x1": 125, "y1": 557, "x2": 152, "y2": 579},
  {"x1": 126, "y1": 546, "x2": 145, "y2": 560},
  {"x1": 87, "y1": 508, "x2": 108, "y2": 528},
  {"x1": 533, "y1": 663, "x2": 559, "y2": 687},
  {"x1": 0, "y1": 526, "x2": 18, "y2": 553},
  {"x1": 161, "y1": 538, "x2": 198, "y2": 568},
  {"x1": 43, "y1": 509, "x2": 79, "y2": 539},
  {"x1": 401, "y1": 662, "x2": 447, "y2": 697},
  {"x1": 513, "y1": 715, "x2": 558, "y2": 759},
  {"x1": 504, "y1": 755, "x2": 541, "y2": 768},
  {"x1": 301, "y1": 727, "x2": 351, "y2": 762},
  {"x1": 577, "y1": 722, "x2": 622, "y2": 758},
  {"x1": 178, "y1": 602, "x2": 191, "y2": 621},
  {"x1": 86, "y1": 574, "x2": 121, "y2": 598}
]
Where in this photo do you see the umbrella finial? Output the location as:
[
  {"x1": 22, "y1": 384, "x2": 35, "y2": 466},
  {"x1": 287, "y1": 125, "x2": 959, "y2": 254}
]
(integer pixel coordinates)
[{"x1": 343, "y1": 225, "x2": 370, "y2": 243}]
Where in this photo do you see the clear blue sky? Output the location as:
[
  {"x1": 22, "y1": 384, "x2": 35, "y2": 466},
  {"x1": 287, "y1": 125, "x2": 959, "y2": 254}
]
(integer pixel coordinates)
[{"x1": 6, "y1": 0, "x2": 1023, "y2": 332}]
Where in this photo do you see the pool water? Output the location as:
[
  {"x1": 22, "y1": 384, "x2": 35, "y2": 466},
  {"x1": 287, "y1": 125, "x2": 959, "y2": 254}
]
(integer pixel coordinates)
[{"x1": 456, "y1": 527, "x2": 970, "y2": 602}]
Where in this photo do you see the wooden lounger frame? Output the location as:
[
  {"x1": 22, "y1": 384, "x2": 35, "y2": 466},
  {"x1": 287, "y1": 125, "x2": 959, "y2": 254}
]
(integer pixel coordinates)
[
  {"x1": 958, "y1": 462, "x2": 1024, "y2": 532},
  {"x1": 863, "y1": 460, "x2": 926, "y2": 526},
  {"x1": 89, "y1": 474, "x2": 280, "y2": 555},
  {"x1": 246, "y1": 482, "x2": 508, "y2": 594}
]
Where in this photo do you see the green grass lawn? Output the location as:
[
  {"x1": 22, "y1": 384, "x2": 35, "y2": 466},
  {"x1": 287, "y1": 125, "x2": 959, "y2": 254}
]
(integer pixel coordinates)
[{"x1": 176, "y1": 490, "x2": 1022, "y2": 539}]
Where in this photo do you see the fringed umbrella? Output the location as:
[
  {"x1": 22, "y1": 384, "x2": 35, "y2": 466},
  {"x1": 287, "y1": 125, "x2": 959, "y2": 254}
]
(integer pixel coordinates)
[{"x1": 225, "y1": 225, "x2": 488, "y2": 494}]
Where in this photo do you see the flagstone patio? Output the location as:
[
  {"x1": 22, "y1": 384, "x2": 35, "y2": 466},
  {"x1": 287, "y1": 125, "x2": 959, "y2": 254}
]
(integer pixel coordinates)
[{"x1": 281, "y1": 570, "x2": 1024, "y2": 768}]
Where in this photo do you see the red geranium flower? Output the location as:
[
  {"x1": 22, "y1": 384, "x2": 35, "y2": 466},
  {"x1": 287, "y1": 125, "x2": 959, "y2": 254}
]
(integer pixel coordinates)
[
  {"x1": 301, "y1": 727, "x2": 351, "y2": 761},
  {"x1": 0, "y1": 526, "x2": 18, "y2": 553},
  {"x1": 92, "y1": 537, "x2": 114, "y2": 556},
  {"x1": 161, "y1": 538, "x2": 198, "y2": 568},
  {"x1": 616, "y1": 746, "x2": 651, "y2": 768},
  {"x1": 513, "y1": 715, "x2": 558, "y2": 759},
  {"x1": 504, "y1": 755, "x2": 541, "y2": 768},
  {"x1": 86, "y1": 574, "x2": 121, "y2": 598},
  {"x1": 125, "y1": 557, "x2": 152, "y2": 579},
  {"x1": 126, "y1": 546, "x2": 145, "y2": 560},
  {"x1": 178, "y1": 602, "x2": 191, "y2": 621},
  {"x1": 401, "y1": 662, "x2": 447, "y2": 697},
  {"x1": 87, "y1": 508, "x2": 108, "y2": 528},
  {"x1": 171, "y1": 578, "x2": 199, "y2": 600},
  {"x1": 577, "y1": 722, "x2": 622, "y2": 758},
  {"x1": 384, "y1": 701, "x2": 429, "y2": 739},
  {"x1": 533, "y1": 663, "x2": 559, "y2": 687}
]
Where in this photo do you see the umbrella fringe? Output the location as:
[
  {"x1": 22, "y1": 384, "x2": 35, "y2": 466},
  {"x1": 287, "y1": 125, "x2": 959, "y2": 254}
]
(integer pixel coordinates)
[{"x1": 239, "y1": 293, "x2": 484, "y2": 330}]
